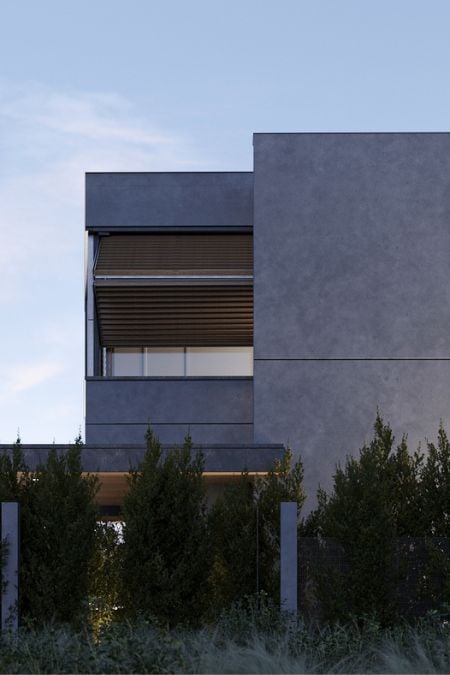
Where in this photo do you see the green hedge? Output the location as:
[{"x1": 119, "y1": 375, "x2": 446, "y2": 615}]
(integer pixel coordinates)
[
  {"x1": 3, "y1": 411, "x2": 450, "y2": 629},
  {"x1": 0, "y1": 437, "x2": 98, "y2": 626}
]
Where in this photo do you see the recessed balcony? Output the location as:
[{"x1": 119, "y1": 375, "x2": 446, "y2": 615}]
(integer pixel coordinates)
[{"x1": 92, "y1": 232, "x2": 253, "y2": 375}]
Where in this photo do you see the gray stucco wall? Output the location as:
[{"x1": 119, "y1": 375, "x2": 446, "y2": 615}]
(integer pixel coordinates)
[
  {"x1": 253, "y1": 133, "x2": 450, "y2": 508},
  {"x1": 0, "y1": 444, "x2": 283, "y2": 473},
  {"x1": 86, "y1": 172, "x2": 253, "y2": 231},
  {"x1": 85, "y1": 377, "x2": 253, "y2": 445},
  {"x1": 85, "y1": 171, "x2": 255, "y2": 443}
]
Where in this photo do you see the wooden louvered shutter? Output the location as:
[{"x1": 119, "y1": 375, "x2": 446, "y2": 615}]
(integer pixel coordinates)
[
  {"x1": 94, "y1": 234, "x2": 253, "y2": 347},
  {"x1": 95, "y1": 233, "x2": 252, "y2": 277}
]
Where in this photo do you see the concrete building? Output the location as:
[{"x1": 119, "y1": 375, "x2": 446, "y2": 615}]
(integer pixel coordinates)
[
  {"x1": 4, "y1": 132, "x2": 450, "y2": 513},
  {"x1": 252, "y1": 132, "x2": 450, "y2": 494}
]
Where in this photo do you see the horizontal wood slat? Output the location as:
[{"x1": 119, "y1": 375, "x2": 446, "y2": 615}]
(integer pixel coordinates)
[
  {"x1": 94, "y1": 234, "x2": 253, "y2": 347},
  {"x1": 95, "y1": 285, "x2": 253, "y2": 347},
  {"x1": 95, "y1": 233, "x2": 253, "y2": 276}
]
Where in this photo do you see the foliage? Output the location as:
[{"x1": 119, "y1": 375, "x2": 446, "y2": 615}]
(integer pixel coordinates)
[
  {"x1": 206, "y1": 473, "x2": 257, "y2": 614},
  {"x1": 88, "y1": 522, "x2": 123, "y2": 632},
  {"x1": 120, "y1": 428, "x2": 208, "y2": 626},
  {"x1": 207, "y1": 448, "x2": 305, "y2": 615},
  {"x1": 420, "y1": 424, "x2": 450, "y2": 536},
  {"x1": 411, "y1": 426, "x2": 450, "y2": 618},
  {"x1": 5, "y1": 412, "x2": 450, "y2": 631},
  {"x1": 0, "y1": 435, "x2": 99, "y2": 626},
  {"x1": 0, "y1": 536, "x2": 9, "y2": 597},
  {"x1": 302, "y1": 414, "x2": 423, "y2": 624},
  {"x1": 0, "y1": 621, "x2": 190, "y2": 674},
  {"x1": 256, "y1": 448, "x2": 306, "y2": 600},
  {"x1": 0, "y1": 435, "x2": 26, "y2": 501},
  {"x1": 0, "y1": 610, "x2": 450, "y2": 673}
]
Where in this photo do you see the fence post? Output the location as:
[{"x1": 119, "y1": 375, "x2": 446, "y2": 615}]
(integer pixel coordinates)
[
  {"x1": 280, "y1": 501, "x2": 297, "y2": 614},
  {"x1": 1, "y1": 502, "x2": 19, "y2": 631}
]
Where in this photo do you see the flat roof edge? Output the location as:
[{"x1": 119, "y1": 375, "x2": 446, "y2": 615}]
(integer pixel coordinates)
[
  {"x1": 253, "y1": 131, "x2": 450, "y2": 136},
  {"x1": 0, "y1": 444, "x2": 286, "y2": 473},
  {"x1": 85, "y1": 170, "x2": 253, "y2": 175}
]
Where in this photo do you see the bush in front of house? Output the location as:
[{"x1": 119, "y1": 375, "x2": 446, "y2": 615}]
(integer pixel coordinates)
[
  {"x1": 5, "y1": 410, "x2": 450, "y2": 632},
  {"x1": 206, "y1": 448, "x2": 305, "y2": 617},
  {"x1": 1, "y1": 605, "x2": 450, "y2": 674},
  {"x1": 0, "y1": 436, "x2": 99, "y2": 626},
  {"x1": 301, "y1": 413, "x2": 450, "y2": 625},
  {"x1": 119, "y1": 428, "x2": 209, "y2": 627}
]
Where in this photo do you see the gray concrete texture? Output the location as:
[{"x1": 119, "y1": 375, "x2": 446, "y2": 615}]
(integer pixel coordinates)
[
  {"x1": 1, "y1": 502, "x2": 19, "y2": 632},
  {"x1": 79, "y1": 445, "x2": 284, "y2": 472},
  {"x1": 86, "y1": 172, "x2": 253, "y2": 230},
  {"x1": 254, "y1": 360, "x2": 450, "y2": 501},
  {"x1": 0, "y1": 445, "x2": 284, "y2": 473},
  {"x1": 280, "y1": 502, "x2": 298, "y2": 614},
  {"x1": 253, "y1": 133, "x2": 450, "y2": 508},
  {"x1": 86, "y1": 423, "x2": 254, "y2": 445},
  {"x1": 253, "y1": 133, "x2": 450, "y2": 359},
  {"x1": 85, "y1": 377, "x2": 253, "y2": 445}
]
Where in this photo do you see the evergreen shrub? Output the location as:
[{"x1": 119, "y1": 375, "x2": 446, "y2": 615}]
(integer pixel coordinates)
[
  {"x1": 302, "y1": 413, "x2": 450, "y2": 624},
  {"x1": 120, "y1": 428, "x2": 209, "y2": 626},
  {"x1": 207, "y1": 448, "x2": 305, "y2": 615},
  {"x1": 0, "y1": 436, "x2": 99, "y2": 626}
]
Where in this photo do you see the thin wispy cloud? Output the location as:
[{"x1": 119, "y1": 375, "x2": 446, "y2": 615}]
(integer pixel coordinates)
[
  {"x1": 0, "y1": 82, "x2": 208, "y2": 306},
  {"x1": 0, "y1": 81, "x2": 211, "y2": 442},
  {"x1": 0, "y1": 85, "x2": 176, "y2": 146},
  {"x1": 8, "y1": 361, "x2": 64, "y2": 394}
]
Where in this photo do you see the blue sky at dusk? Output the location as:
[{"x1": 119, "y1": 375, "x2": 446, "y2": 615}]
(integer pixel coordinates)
[{"x1": 1, "y1": 0, "x2": 450, "y2": 442}]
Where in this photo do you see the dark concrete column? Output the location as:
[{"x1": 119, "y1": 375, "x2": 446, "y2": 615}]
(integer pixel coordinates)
[
  {"x1": 280, "y1": 501, "x2": 297, "y2": 613},
  {"x1": 1, "y1": 502, "x2": 19, "y2": 631}
]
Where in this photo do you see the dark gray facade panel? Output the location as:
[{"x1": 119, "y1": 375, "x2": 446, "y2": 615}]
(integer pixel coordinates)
[
  {"x1": 85, "y1": 423, "x2": 254, "y2": 445},
  {"x1": 253, "y1": 359, "x2": 450, "y2": 509},
  {"x1": 253, "y1": 133, "x2": 450, "y2": 359},
  {"x1": 85, "y1": 444, "x2": 283, "y2": 472},
  {"x1": 86, "y1": 378, "x2": 253, "y2": 425},
  {"x1": 86, "y1": 172, "x2": 253, "y2": 230},
  {"x1": 0, "y1": 444, "x2": 283, "y2": 473},
  {"x1": 80, "y1": 445, "x2": 282, "y2": 472}
]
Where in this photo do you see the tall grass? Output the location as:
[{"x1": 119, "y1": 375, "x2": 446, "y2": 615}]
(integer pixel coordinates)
[{"x1": 1, "y1": 605, "x2": 449, "y2": 673}]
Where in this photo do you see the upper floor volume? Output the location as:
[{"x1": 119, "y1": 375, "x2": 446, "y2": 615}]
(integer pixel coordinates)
[
  {"x1": 85, "y1": 133, "x2": 450, "y2": 504},
  {"x1": 85, "y1": 171, "x2": 254, "y2": 230},
  {"x1": 86, "y1": 173, "x2": 254, "y2": 380},
  {"x1": 85, "y1": 171, "x2": 256, "y2": 446}
]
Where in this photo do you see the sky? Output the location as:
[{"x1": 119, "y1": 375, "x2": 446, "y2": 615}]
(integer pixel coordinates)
[{"x1": 1, "y1": 0, "x2": 450, "y2": 443}]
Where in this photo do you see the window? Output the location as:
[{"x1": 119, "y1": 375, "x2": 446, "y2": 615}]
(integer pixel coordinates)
[
  {"x1": 111, "y1": 348, "x2": 142, "y2": 376},
  {"x1": 185, "y1": 347, "x2": 253, "y2": 376},
  {"x1": 107, "y1": 347, "x2": 253, "y2": 377},
  {"x1": 146, "y1": 348, "x2": 185, "y2": 376}
]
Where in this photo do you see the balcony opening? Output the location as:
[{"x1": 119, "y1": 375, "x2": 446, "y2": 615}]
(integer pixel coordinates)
[{"x1": 92, "y1": 233, "x2": 253, "y2": 377}]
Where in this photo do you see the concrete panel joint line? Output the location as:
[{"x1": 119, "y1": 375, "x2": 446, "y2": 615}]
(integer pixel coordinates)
[
  {"x1": 280, "y1": 501, "x2": 297, "y2": 614},
  {"x1": 1, "y1": 502, "x2": 19, "y2": 632}
]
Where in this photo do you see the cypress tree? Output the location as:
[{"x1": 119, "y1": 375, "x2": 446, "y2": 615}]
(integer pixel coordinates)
[
  {"x1": 0, "y1": 436, "x2": 99, "y2": 625},
  {"x1": 207, "y1": 449, "x2": 305, "y2": 615},
  {"x1": 303, "y1": 414, "x2": 423, "y2": 623},
  {"x1": 420, "y1": 424, "x2": 450, "y2": 536},
  {"x1": 207, "y1": 472, "x2": 256, "y2": 613},
  {"x1": 121, "y1": 428, "x2": 208, "y2": 626}
]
